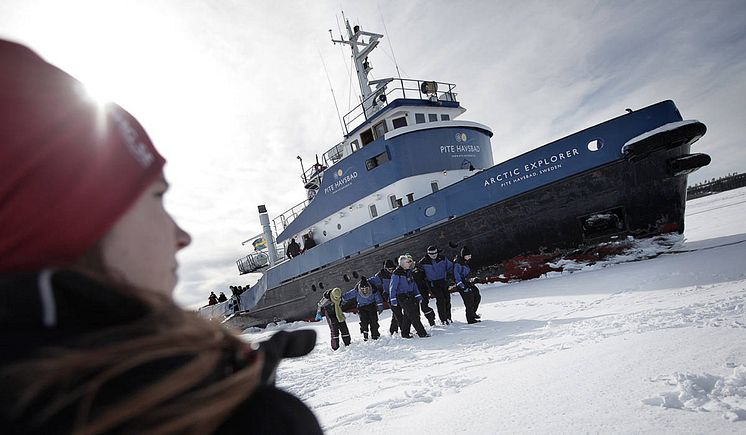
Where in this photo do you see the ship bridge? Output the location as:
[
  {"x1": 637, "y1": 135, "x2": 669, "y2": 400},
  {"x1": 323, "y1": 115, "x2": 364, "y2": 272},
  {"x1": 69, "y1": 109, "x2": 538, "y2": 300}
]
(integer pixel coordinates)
[{"x1": 273, "y1": 78, "x2": 493, "y2": 248}]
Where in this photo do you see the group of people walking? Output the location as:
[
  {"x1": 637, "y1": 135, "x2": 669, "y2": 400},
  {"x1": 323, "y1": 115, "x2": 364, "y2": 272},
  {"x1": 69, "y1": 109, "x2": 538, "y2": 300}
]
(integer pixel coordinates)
[{"x1": 316, "y1": 245, "x2": 482, "y2": 350}]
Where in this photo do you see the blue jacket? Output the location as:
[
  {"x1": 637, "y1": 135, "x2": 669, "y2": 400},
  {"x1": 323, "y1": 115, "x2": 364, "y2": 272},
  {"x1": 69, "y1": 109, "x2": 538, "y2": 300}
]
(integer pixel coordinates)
[
  {"x1": 368, "y1": 269, "x2": 392, "y2": 298},
  {"x1": 389, "y1": 267, "x2": 422, "y2": 306},
  {"x1": 342, "y1": 285, "x2": 384, "y2": 310},
  {"x1": 453, "y1": 257, "x2": 472, "y2": 290},
  {"x1": 418, "y1": 254, "x2": 453, "y2": 282}
]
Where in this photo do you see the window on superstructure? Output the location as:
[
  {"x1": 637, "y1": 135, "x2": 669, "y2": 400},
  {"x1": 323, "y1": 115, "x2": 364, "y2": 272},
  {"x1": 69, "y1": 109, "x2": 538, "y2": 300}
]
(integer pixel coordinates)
[
  {"x1": 440, "y1": 114, "x2": 450, "y2": 121},
  {"x1": 350, "y1": 139, "x2": 360, "y2": 153},
  {"x1": 428, "y1": 114, "x2": 438, "y2": 122},
  {"x1": 369, "y1": 204, "x2": 378, "y2": 218},
  {"x1": 389, "y1": 195, "x2": 398, "y2": 209},
  {"x1": 365, "y1": 150, "x2": 390, "y2": 171},
  {"x1": 415, "y1": 113, "x2": 426, "y2": 124},
  {"x1": 406, "y1": 193, "x2": 415, "y2": 204},
  {"x1": 431, "y1": 182, "x2": 439, "y2": 193},
  {"x1": 360, "y1": 129, "x2": 374, "y2": 146},
  {"x1": 392, "y1": 116, "x2": 407, "y2": 129},
  {"x1": 373, "y1": 120, "x2": 387, "y2": 139}
]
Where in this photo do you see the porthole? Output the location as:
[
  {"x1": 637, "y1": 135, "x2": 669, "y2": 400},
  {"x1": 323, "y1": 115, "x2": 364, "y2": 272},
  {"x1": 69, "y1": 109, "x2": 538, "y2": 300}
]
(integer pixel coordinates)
[
  {"x1": 352, "y1": 271, "x2": 359, "y2": 279},
  {"x1": 425, "y1": 206, "x2": 436, "y2": 217},
  {"x1": 448, "y1": 241, "x2": 458, "y2": 249},
  {"x1": 323, "y1": 230, "x2": 327, "y2": 236},
  {"x1": 343, "y1": 274, "x2": 350, "y2": 282},
  {"x1": 319, "y1": 282, "x2": 324, "y2": 289},
  {"x1": 587, "y1": 139, "x2": 603, "y2": 152},
  {"x1": 337, "y1": 223, "x2": 342, "y2": 230},
  {"x1": 311, "y1": 284, "x2": 317, "y2": 292}
]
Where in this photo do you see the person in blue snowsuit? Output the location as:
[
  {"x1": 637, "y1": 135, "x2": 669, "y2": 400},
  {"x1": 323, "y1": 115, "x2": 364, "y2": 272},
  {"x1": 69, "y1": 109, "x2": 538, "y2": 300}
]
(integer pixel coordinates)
[
  {"x1": 389, "y1": 254, "x2": 429, "y2": 338},
  {"x1": 369, "y1": 259, "x2": 402, "y2": 335},
  {"x1": 412, "y1": 264, "x2": 437, "y2": 327},
  {"x1": 418, "y1": 245, "x2": 454, "y2": 325},
  {"x1": 453, "y1": 246, "x2": 481, "y2": 324},
  {"x1": 342, "y1": 276, "x2": 384, "y2": 340}
]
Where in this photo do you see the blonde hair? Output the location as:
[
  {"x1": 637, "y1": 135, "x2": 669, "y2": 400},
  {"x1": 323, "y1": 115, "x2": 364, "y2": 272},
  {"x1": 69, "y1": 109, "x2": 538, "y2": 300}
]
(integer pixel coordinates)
[
  {"x1": 398, "y1": 254, "x2": 413, "y2": 266},
  {"x1": 2, "y1": 245, "x2": 264, "y2": 435}
]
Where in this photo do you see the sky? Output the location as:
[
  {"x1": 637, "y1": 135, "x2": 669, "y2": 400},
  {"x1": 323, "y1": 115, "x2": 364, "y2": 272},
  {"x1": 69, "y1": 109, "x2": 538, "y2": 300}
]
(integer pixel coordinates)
[
  {"x1": 244, "y1": 187, "x2": 746, "y2": 433},
  {"x1": 1, "y1": 0, "x2": 744, "y2": 308}
]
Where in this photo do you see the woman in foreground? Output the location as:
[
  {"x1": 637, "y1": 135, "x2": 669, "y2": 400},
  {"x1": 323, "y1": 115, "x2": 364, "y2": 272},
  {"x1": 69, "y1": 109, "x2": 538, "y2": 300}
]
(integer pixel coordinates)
[{"x1": 0, "y1": 39, "x2": 321, "y2": 434}]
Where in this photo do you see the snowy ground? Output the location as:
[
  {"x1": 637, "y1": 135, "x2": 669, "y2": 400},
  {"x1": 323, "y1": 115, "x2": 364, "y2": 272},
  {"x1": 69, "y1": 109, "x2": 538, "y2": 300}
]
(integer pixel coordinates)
[{"x1": 242, "y1": 187, "x2": 746, "y2": 434}]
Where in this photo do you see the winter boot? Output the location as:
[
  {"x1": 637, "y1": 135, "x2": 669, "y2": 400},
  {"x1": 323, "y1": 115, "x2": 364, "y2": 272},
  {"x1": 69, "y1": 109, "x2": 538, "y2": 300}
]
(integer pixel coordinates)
[{"x1": 425, "y1": 310, "x2": 436, "y2": 326}]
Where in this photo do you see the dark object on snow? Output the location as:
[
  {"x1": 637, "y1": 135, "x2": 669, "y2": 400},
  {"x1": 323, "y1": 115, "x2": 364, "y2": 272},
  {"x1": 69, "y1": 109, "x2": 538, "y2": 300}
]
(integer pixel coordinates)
[{"x1": 258, "y1": 330, "x2": 317, "y2": 385}]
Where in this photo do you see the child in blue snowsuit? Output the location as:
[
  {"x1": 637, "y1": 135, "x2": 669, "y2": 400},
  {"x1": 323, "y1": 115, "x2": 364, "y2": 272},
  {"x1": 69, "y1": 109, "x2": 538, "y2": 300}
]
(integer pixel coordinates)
[{"x1": 342, "y1": 277, "x2": 384, "y2": 340}]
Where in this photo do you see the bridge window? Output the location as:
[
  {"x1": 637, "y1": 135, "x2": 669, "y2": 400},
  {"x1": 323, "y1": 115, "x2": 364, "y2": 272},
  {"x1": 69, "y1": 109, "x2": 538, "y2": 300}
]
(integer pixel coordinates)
[
  {"x1": 350, "y1": 139, "x2": 360, "y2": 152},
  {"x1": 415, "y1": 113, "x2": 426, "y2": 124},
  {"x1": 369, "y1": 204, "x2": 378, "y2": 218},
  {"x1": 360, "y1": 129, "x2": 374, "y2": 146},
  {"x1": 392, "y1": 116, "x2": 407, "y2": 129},
  {"x1": 431, "y1": 181, "x2": 439, "y2": 193},
  {"x1": 406, "y1": 193, "x2": 415, "y2": 204},
  {"x1": 440, "y1": 114, "x2": 450, "y2": 121},
  {"x1": 389, "y1": 195, "x2": 398, "y2": 209},
  {"x1": 373, "y1": 120, "x2": 387, "y2": 139},
  {"x1": 428, "y1": 113, "x2": 438, "y2": 122}
]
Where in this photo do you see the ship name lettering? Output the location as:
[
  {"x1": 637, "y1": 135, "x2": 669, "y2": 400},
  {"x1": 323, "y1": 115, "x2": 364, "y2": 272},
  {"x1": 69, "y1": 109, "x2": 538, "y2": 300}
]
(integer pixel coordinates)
[
  {"x1": 483, "y1": 167, "x2": 521, "y2": 187},
  {"x1": 325, "y1": 171, "x2": 359, "y2": 194},
  {"x1": 525, "y1": 148, "x2": 579, "y2": 171},
  {"x1": 441, "y1": 145, "x2": 480, "y2": 153}
]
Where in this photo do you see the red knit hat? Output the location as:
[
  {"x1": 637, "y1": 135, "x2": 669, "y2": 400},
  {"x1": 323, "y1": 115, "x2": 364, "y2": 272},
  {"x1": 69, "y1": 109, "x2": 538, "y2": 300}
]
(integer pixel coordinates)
[{"x1": 0, "y1": 39, "x2": 166, "y2": 272}]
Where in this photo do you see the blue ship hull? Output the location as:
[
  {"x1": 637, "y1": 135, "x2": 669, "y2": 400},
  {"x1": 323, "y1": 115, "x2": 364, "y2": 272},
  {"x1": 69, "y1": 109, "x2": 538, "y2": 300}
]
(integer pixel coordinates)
[{"x1": 225, "y1": 100, "x2": 706, "y2": 328}]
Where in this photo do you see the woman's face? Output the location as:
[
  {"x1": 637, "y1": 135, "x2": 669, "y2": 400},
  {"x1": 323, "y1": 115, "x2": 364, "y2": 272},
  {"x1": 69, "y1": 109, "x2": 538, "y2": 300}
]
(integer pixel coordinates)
[{"x1": 98, "y1": 176, "x2": 191, "y2": 295}]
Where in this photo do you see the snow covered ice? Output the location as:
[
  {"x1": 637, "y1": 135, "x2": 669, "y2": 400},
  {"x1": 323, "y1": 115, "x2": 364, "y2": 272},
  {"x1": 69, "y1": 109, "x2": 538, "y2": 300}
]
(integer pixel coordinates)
[{"x1": 242, "y1": 187, "x2": 746, "y2": 434}]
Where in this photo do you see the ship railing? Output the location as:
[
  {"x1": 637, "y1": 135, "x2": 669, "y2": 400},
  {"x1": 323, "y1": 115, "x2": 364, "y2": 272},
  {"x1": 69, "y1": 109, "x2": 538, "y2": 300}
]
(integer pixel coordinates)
[
  {"x1": 341, "y1": 78, "x2": 458, "y2": 134},
  {"x1": 321, "y1": 142, "x2": 345, "y2": 167},
  {"x1": 237, "y1": 244, "x2": 289, "y2": 274},
  {"x1": 301, "y1": 162, "x2": 328, "y2": 189},
  {"x1": 236, "y1": 251, "x2": 268, "y2": 274},
  {"x1": 272, "y1": 199, "x2": 310, "y2": 236}
]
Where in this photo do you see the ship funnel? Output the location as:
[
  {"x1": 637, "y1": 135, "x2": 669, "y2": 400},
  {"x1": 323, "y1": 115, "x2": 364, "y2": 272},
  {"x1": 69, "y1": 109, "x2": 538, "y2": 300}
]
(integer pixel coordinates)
[{"x1": 258, "y1": 205, "x2": 279, "y2": 266}]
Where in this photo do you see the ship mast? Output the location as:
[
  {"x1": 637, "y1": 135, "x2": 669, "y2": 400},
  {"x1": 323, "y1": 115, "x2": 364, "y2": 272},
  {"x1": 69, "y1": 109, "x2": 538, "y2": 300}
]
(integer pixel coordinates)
[{"x1": 331, "y1": 17, "x2": 387, "y2": 119}]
